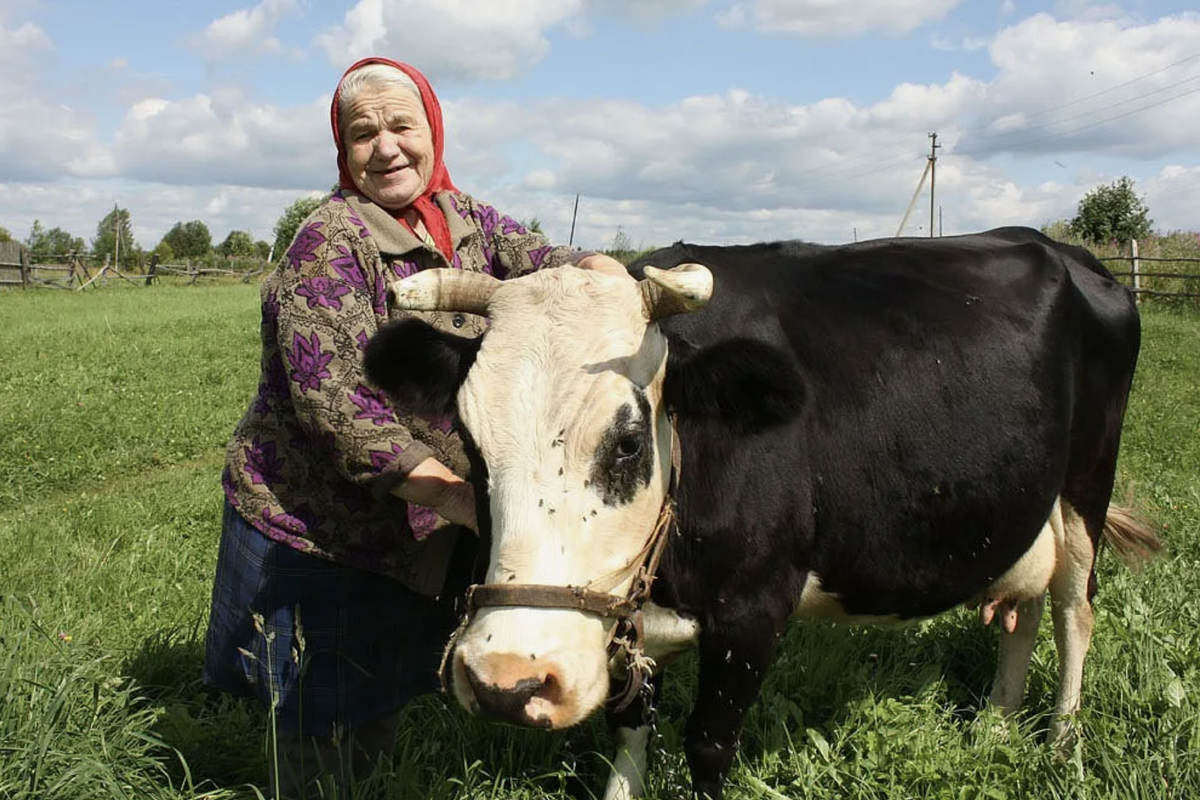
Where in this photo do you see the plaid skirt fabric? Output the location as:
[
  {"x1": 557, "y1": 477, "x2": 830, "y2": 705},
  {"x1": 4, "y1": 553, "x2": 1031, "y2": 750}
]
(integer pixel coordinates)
[{"x1": 203, "y1": 501, "x2": 466, "y2": 737}]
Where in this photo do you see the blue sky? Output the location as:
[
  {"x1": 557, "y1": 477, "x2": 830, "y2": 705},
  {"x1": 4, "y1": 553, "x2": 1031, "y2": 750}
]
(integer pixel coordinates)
[{"x1": 1, "y1": 0, "x2": 1197, "y2": 252}]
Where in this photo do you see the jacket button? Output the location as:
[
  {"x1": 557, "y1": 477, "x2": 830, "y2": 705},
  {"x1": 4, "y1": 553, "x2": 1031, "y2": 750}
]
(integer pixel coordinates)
[{"x1": 452, "y1": 314, "x2": 466, "y2": 328}]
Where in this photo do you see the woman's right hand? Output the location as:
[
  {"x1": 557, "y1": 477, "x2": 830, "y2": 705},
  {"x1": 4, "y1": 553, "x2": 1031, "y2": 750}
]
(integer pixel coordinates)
[{"x1": 392, "y1": 457, "x2": 478, "y2": 534}]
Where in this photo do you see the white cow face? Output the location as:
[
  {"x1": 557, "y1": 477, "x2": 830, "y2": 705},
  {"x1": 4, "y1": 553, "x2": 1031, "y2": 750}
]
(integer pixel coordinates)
[{"x1": 370, "y1": 264, "x2": 711, "y2": 729}]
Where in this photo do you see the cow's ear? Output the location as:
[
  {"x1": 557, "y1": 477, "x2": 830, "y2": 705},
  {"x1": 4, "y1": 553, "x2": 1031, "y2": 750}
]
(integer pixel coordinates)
[
  {"x1": 664, "y1": 338, "x2": 805, "y2": 432},
  {"x1": 364, "y1": 319, "x2": 481, "y2": 417}
]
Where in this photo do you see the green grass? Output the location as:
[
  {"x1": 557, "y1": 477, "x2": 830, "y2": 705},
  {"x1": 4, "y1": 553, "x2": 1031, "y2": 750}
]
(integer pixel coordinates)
[{"x1": 1, "y1": 284, "x2": 1197, "y2": 799}]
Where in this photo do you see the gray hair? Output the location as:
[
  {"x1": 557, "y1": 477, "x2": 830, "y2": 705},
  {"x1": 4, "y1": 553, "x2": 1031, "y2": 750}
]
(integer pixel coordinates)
[{"x1": 337, "y1": 63, "x2": 423, "y2": 133}]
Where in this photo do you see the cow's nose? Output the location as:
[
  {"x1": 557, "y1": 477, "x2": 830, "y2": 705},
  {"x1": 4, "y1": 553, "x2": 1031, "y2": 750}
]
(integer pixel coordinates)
[{"x1": 463, "y1": 663, "x2": 561, "y2": 728}]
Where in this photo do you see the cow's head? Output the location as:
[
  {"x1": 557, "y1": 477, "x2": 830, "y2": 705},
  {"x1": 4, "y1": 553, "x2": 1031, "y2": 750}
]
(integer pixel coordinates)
[{"x1": 365, "y1": 264, "x2": 712, "y2": 729}]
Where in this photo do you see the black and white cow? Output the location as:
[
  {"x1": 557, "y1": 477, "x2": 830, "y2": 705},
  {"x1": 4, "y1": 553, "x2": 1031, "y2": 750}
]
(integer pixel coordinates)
[{"x1": 364, "y1": 227, "x2": 1158, "y2": 800}]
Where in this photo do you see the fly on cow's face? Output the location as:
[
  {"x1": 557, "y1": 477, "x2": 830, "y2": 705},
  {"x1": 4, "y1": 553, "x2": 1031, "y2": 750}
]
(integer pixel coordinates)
[{"x1": 590, "y1": 391, "x2": 655, "y2": 507}]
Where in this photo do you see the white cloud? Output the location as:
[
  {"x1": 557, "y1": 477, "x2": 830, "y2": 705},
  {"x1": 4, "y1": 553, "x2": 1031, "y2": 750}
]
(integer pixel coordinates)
[
  {"x1": 189, "y1": 0, "x2": 299, "y2": 61},
  {"x1": 315, "y1": 0, "x2": 587, "y2": 84},
  {"x1": 0, "y1": 19, "x2": 106, "y2": 182},
  {"x1": 108, "y1": 89, "x2": 334, "y2": 191},
  {"x1": 957, "y1": 13, "x2": 1200, "y2": 160},
  {"x1": 719, "y1": 0, "x2": 964, "y2": 37},
  {"x1": 1, "y1": 2, "x2": 1197, "y2": 253}
]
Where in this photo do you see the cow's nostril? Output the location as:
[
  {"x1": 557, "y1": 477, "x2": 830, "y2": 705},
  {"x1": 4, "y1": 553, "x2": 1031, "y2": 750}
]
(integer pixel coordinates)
[
  {"x1": 464, "y1": 664, "x2": 553, "y2": 725},
  {"x1": 539, "y1": 670, "x2": 564, "y2": 706}
]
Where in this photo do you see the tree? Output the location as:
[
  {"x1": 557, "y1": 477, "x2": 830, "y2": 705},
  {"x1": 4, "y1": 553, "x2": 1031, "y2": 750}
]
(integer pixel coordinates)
[
  {"x1": 151, "y1": 240, "x2": 175, "y2": 264},
  {"x1": 272, "y1": 194, "x2": 325, "y2": 260},
  {"x1": 0, "y1": 226, "x2": 12, "y2": 243},
  {"x1": 217, "y1": 230, "x2": 258, "y2": 257},
  {"x1": 523, "y1": 217, "x2": 544, "y2": 234},
  {"x1": 161, "y1": 220, "x2": 213, "y2": 260},
  {"x1": 91, "y1": 206, "x2": 139, "y2": 271},
  {"x1": 26, "y1": 220, "x2": 86, "y2": 260},
  {"x1": 1069, "y1": 176, "x2": 1153, "y2": 248},
  {"x1": 254, "y1": 240, "x2": 271, "y2": 260}
]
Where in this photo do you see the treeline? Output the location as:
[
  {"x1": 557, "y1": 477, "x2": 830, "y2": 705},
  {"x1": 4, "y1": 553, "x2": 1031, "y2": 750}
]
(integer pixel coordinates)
[{"x1": 0, "y1": 195, "x2": 326, "y2": 271}]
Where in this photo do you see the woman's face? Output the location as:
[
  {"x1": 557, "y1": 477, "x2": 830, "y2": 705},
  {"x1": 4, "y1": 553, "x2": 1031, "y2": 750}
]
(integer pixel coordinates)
[{"x1": 342, "y1": 84, "x2": 434, "y2": 211}]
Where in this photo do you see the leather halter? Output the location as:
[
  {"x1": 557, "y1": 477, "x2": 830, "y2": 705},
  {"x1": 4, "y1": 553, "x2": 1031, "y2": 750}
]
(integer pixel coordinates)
[{"x1": 439, "y1": 422, "x2": 681, "y2": 713}]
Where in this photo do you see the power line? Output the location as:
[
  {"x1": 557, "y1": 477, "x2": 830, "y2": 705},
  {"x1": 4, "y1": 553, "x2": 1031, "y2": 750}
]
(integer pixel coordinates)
[
  {"x1": 963, "y1": 73, "x2": 1200, "y2": 150},
  {"x1": 1000, "y1": 83, "x2": 1200, "y2": 152},
  {"x1": 1015, "y1": 50, "x2": 1200, "y2": 121}
]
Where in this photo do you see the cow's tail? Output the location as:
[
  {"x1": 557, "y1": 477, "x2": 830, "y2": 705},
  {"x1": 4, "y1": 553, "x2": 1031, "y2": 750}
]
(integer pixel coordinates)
[{"x1": 1102, "y1": 504, "x2": 1162, "y2": 568}]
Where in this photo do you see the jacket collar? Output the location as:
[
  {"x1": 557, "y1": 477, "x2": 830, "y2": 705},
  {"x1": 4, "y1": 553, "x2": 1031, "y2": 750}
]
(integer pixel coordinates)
[{"x1": 341, "y1": 190, "x2": 476, "y2": 263}]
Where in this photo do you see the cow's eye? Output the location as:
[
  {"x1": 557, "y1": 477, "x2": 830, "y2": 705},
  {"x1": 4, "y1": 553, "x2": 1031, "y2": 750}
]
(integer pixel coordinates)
[{"x1": 615, "y1": 435, "x2": 642, "y2": 460}]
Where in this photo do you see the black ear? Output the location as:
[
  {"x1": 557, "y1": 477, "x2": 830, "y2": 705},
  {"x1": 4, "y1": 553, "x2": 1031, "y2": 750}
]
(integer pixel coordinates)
[
  {"x1": 364, "y1": 319, "x2": 481, "y2": 417},
  {"x1": 664, "y1": 338, "x2": 805, "y2": 433}
]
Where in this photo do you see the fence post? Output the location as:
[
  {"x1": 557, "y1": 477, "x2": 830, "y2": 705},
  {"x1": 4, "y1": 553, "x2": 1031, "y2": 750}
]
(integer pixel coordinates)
[
  {"x1": 146, "y1": 254, "x2": 158, "y2": 287},
  {"x1": 1131, "y1": 238, "x2": 1140, "y2": 304},
  {"x1": 19, "y1": 247, "x2": 31, "y2": 289}
]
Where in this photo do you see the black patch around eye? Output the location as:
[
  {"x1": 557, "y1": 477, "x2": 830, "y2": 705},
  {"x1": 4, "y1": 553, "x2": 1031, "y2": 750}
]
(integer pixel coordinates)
[{"x1": 589, "y1": 391, "x2": 655, "y2": 507}]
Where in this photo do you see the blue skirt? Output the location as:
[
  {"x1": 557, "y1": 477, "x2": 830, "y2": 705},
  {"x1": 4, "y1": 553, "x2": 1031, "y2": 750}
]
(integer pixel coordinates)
[{"x1": 203, "y1": 501, "x2": 467, "y2": 737}]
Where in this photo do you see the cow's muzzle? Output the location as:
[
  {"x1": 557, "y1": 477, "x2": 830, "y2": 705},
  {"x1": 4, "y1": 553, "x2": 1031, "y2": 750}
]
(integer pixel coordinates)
[{"x1": 439, "y1": 424, "x2": 681, "y2": 718}]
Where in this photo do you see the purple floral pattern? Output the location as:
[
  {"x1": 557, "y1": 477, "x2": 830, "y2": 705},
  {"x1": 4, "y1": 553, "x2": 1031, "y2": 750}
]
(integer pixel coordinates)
[
  {"x1": 224, "y1": 189, "x2": 582, "y2": 588},
  {"x1": 330, "y1": 245, "x2": 369, "y2": 290},
  {"x1": 296, "y1": 276, "x2": 352, "y2": 310},
  {"x1": 477, "y1": 204, "x2": 499, "y2": 239},
  {"x1": 243, "y1": 436, "x2": 284, "y2": 486},
  {"x1": 529, "y1": 245, "x2": 554, "y2": 271},
  {"x1": 499, "y1": 215, "x2": 525, "y2": 235},
  {"x1": 371, "y1": 271, "x2": 388, "y2": 315},
  {"x1": 252, "y1": 384, "x2": 272, "y2": 415},
  {"x1": 286, "y1": 223, "x2": 325, "y2": 272},
  {"x1": 346, "y1": 203, "x2": 371, "y2": 238},
  {"x1": 286, "y1": 330, "x2": 334, "y2": 393},
  {"x1": 407, "y1": 504, "x2": 439, "y2": 542},
  {"x1": 369, "y1": 442, "x2": 406, "y2": 470},
  {"x1": 350, "y1": 384, "x2": 396, "y2": 426},
  {"x1": 262, "y1": 506, "x2": 310, "y2": 536},
  {"x1": 393, "y1": 258, "x2": 419, "y2": 279}
]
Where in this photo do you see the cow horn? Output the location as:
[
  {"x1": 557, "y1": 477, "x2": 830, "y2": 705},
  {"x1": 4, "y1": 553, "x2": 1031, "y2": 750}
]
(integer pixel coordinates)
[
  {"x1": 387, "y1": 269, "x2": 499, "y2": 315},
  {"x1": 640, "y1": 263, "x2": 714, "y2": 321}
]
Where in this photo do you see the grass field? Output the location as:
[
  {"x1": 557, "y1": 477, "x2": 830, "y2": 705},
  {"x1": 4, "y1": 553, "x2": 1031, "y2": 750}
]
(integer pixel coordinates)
[{"x1": 1, "y1": 283, "x2": 1197, "y2": 800}]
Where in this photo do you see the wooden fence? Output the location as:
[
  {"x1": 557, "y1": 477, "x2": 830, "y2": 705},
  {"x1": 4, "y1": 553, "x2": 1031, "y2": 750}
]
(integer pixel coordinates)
[
  {"x1": 0, "y1": 246, "x2": 266, "y2": 291},
  {"x1": 1099, "y1": 239, "x2": 1200, "y2": 303}
]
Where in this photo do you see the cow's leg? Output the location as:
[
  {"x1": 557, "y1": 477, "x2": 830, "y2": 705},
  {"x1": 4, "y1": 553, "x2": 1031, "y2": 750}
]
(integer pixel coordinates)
[
  {"x1": 1047, "y1": 503, "x2": 1096, "y2": 749},
  {"x1": 685, "y1": 630, "x2": 778, "y2": 800},
  {"x1": 988, "y1": 593, "x2": 1045, "y2": 713},
  {"x1": 603, "y1": 674, "x2": 660, "y2": 800}
]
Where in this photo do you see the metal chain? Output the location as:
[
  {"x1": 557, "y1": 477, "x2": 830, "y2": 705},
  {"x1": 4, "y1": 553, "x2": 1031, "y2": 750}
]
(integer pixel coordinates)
[{"x1": 638, "y1": 679, "x2": 691, "y2": 800}]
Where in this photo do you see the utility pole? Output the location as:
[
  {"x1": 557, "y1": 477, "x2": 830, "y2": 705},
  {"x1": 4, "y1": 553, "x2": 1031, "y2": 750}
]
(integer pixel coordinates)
[
  {"x1": 568, "y1": 193, "x2": 580, "y2": 248},
  {"x1": 896, "y1": 133, "x2": 941, "y2": 237},
  {"x1": 928, "y1": 132, "x2": 940, "y2": 237},
  {"x1": 896, "y1": 158, "x2": 932, "y2": 237}
]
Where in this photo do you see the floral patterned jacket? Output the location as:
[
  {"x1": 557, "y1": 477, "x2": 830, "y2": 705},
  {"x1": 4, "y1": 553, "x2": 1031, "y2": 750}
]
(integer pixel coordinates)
[{"x1": 223, "y1": 188, "x2": 585, "y2": 595}]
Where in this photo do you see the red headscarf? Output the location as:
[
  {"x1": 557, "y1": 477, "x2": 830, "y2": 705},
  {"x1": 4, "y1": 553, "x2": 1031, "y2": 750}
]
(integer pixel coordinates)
[{"x1": 331, "y1": 57, "x2": 459, "y2": 261}]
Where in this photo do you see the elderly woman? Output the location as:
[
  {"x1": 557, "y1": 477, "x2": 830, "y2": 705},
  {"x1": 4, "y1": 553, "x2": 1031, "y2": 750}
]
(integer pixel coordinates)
[{"x1": 203, "y1": 57, "x2": 627, "y2": 796}]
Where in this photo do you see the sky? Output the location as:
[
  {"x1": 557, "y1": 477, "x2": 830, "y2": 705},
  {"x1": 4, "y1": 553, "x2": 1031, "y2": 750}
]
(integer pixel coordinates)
[{"x1": 1, "y1": 0, "x2": 1198, "y2": 254}]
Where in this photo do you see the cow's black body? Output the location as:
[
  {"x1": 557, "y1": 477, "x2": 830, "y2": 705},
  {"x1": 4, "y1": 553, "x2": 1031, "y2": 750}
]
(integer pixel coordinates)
[{"x1": 622, "y1": 227, "x2": 1140, "y2": 796}]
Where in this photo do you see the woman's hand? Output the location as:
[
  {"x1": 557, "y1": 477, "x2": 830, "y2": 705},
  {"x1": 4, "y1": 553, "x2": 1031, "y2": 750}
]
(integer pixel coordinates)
[
  {"x1": 392, "y1": 457, "x2": 478, "y2": 533},
  {"x1": 575, "y1": 253, "x2": 631, "y2": 279}
]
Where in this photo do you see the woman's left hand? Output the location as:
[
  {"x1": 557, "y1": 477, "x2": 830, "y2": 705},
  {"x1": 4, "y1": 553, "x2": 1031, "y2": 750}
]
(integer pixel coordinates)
[{"x1": 576, "y1": 253, "x2": 632, "y2": 279}]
